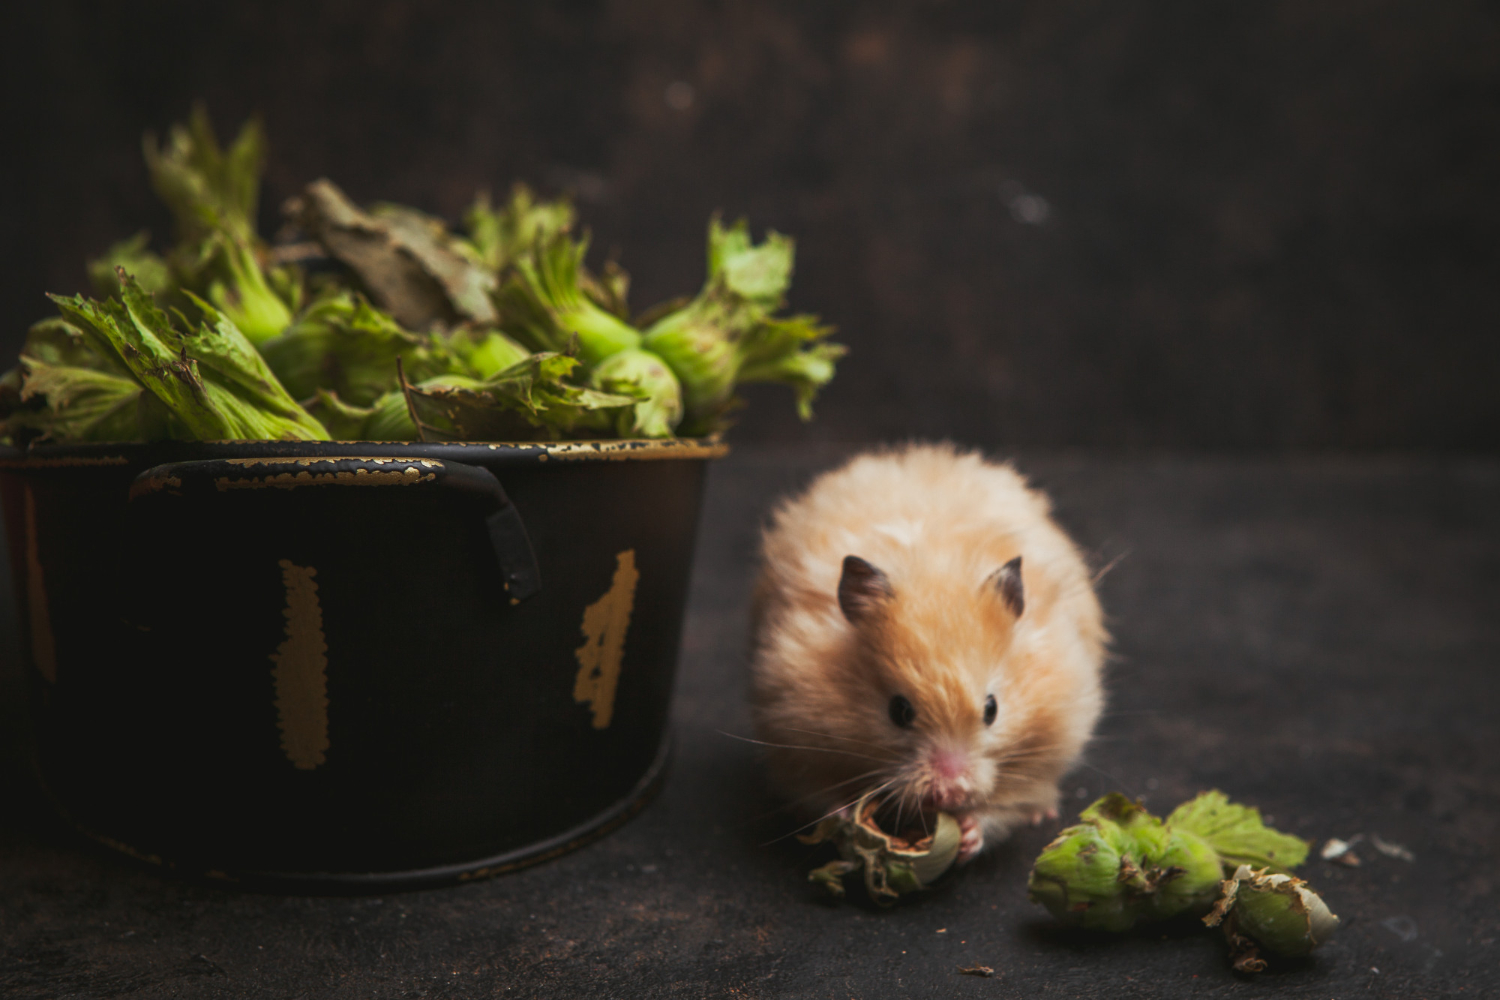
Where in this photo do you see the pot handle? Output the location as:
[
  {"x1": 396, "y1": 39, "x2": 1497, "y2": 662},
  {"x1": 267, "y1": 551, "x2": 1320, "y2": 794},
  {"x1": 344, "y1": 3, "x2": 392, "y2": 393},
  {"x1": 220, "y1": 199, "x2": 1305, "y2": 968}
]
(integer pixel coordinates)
[{"x1": 127, "y1": 456, "x2": 541, "y2": 603}]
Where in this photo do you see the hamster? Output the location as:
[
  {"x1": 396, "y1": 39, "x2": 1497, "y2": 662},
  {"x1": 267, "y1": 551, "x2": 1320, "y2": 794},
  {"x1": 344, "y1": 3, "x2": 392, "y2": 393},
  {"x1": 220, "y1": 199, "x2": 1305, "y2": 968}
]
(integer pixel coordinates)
[{"x1": 749, "y1": 442, "x2": 1106, "y2": 862}]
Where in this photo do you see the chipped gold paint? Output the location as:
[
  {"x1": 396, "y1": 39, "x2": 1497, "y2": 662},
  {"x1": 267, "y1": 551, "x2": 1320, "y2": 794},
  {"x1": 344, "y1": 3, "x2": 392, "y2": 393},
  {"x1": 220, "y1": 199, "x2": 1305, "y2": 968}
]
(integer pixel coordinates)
[
  {"x1": 223, "y1": 457, "x2": 442, "y2": 469},
  {"x1": 539, "y1": 439, "x2": 728, "y2": 462},
  {"x1": 127, "y1": 472, "x2": 183, "y2": 500},
  {"x1": 271, "y1": 559, "x2": 329, "y2": 770},
  {"x1": 22, "y1": 483, "x2": 56, "y2": 684},
  {"x1": 0, "y1": 439, "x2": 722, "y2": 470},
  {"x1": 439, "y1": 438, "x2": 725, "y2": 461},
  {"x1": 573, "y1": 549, "x2": 640, "y2": 730},
  {"x1": 216, "y1": 466, "x2": 436, "y2": 491}
]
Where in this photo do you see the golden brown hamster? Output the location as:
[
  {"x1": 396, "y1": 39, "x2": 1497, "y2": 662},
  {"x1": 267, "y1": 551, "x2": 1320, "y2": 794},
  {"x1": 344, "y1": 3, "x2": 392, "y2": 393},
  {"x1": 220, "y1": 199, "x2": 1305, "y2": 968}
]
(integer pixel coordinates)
[{"x1": 749, "y1": 443, "x2": 1106, "y2": 862}]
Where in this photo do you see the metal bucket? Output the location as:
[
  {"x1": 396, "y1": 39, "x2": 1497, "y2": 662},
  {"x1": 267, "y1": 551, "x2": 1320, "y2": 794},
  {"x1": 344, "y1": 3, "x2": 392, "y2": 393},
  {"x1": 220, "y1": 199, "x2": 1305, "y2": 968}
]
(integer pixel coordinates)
[{"x1": 0, "y1": 438, "x2": 724, "y2": 891}]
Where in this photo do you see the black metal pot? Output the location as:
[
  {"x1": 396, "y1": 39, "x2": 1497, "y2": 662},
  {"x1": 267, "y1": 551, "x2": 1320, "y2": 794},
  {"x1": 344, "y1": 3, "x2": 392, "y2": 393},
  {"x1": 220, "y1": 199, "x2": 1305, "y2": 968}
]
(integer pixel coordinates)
[{"x1": 0, "y1": 438, "x2": 725, "y2": 891}]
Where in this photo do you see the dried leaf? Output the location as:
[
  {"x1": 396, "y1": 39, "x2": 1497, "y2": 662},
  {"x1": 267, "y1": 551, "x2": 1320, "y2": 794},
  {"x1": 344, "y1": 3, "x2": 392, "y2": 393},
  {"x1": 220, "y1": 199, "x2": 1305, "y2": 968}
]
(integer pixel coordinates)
[
  {"x1": 1369, "y1": 834, "x2": 1414, "y2": 862},
  {"x1": 292, "y1": 178, "x2": 496, "y2": 329}
]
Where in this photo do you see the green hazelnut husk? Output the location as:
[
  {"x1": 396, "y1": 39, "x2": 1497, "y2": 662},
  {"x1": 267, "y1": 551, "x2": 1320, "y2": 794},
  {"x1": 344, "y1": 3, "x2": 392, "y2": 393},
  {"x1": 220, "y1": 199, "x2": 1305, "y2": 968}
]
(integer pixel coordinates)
[
  {"x1": 1204, "y1": 864, "x2": 1339, "y2": 966},
  {"x1": 1028, "y1": 793, "x2": 1225, "y2": 931}
]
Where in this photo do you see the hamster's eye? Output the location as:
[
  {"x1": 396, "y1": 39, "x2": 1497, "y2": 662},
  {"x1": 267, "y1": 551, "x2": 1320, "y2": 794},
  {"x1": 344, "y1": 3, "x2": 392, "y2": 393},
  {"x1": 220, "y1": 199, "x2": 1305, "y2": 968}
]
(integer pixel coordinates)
[
  {"x1": 983, "y1": 694, "x2": 998, "y2": 726},
  {"x1": 888, "y1": 694, "x2": 917, "y2": 729}
]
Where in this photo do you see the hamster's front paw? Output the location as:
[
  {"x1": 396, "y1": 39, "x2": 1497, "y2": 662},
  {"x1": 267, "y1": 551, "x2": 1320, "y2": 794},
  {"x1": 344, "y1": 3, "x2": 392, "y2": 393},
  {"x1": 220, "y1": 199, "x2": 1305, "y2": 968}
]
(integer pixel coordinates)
[
  {"x1": 1029, "y1": 807, "x2": 1059, "y2": 826},
  {"x1": 957, "y1": 814, "x2": 984, "y2": 864}
]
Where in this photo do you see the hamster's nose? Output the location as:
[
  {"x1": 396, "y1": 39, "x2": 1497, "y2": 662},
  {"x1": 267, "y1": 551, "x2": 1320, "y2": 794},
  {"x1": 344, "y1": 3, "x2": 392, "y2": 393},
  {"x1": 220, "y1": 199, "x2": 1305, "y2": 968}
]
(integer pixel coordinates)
[
  {"x1": 924, "y1": 748, "x2": 974, "y2": 811},
  {"x1": 930, "y1": 748, "x2": 968, "y2": 783}
]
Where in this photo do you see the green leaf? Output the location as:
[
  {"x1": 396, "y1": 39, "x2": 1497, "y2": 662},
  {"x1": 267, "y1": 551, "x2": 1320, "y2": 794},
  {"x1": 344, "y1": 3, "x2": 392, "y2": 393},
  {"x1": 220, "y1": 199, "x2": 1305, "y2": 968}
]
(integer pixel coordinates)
[
  {"x1": 51, "y1": 284, "x2": 216, "y2": 438},
  {"x1": 49, "y1": 271, "x2": 328, "y2": 441},
  {"x1": 363, "y1": 390, "x2": 419, "y2": 441},
  {"x1": 450, "y1": 328, "x2": 531, "y2": 380},
  {"x1": 205, "y1": 236, "x2": 294, "y2": 343},
  {"x1": 807, "y1": 860, "x2": 857, "y2": 898},
  {"x1": 642, "y1": 216, "x2": 840, "y2": 433},
  {"x1": 1168, "y1": 791, "x2": 1310, "y2": 873},
  {"x1": 641, "y1": 305, "x2": 741, "y2": 425},
  {"x1": 736, "y1": 314, "x2": 845, "y2": 419},
  {"x1": 304, "y1": 388, "x2": 376, "y2": 440},
  {"x1": 142, "y1": 106, "x2": 293, "y2": 343},
  {"x1": 461, "y1": 184, "x2": 575, "y2": 275},
  {"x1": 87, "y1": 232, "x2": 173, "y2": 300},
  {"x1": 708, "y1": 215, "x2": 793, "y2": 305},
  {"x1": 180, "y1": 291, "x2": 331, "y2": 440},
  {"x1": 19, "y1": 318, "x2": 132, "y2": 377},
  {"x1": 588, "y1": 348, "x2": 681, "y2": 438},
  {"x1": 259, "y1": 291, "x2": 460, "y2": 407},
  {"x1": 402, "y1": 353, "x2": 639, "y2": 442},
  {"x1": 496, "y1": 230, "x2": 642, "y2": 366},
  {"x1": 580, "y1": 258, "x2": 631, "y2": 320},
  {"x1": 5, "y1": 358, "x2": 143, "y2": 443},
  {"x1": 143, "y1": 103, "x2": 264, "y2": 247}
]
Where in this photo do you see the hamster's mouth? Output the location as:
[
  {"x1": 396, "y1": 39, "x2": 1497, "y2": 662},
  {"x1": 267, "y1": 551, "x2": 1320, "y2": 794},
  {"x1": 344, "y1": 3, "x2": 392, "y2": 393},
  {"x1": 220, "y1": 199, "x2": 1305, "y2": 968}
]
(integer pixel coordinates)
[
  {"x1": 871, "y1": 800, "x2": 950, "y2": 849},
  {"x1": 920, "y1": 791, "x2": 976, "y2": 816}
]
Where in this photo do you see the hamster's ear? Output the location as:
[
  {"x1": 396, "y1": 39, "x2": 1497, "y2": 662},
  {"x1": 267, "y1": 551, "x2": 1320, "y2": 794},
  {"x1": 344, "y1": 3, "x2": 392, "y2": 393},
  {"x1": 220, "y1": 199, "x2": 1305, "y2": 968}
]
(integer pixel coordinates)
[
  {"x1": 987, "y1": 556, "x2": 1024, "y2": 617},
  {"x1": 838, "y1": 555, "x2": 893, "y2": 623}
]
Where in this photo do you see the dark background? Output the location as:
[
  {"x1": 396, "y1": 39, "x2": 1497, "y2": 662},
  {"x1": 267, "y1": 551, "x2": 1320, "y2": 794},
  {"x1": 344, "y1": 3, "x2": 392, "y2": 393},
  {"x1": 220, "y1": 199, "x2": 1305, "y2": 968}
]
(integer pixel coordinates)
[{"x1": 4, "y1": 0, "x2": 1498, "y2": 450}]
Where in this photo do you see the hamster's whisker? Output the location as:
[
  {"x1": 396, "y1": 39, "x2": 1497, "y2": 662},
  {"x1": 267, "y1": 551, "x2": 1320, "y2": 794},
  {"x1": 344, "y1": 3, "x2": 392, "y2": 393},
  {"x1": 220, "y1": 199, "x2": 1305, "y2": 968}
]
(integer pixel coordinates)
[
  {"x1": 991, "y1": 745, "x2": 1069, "y2": 765},
  {"x1": 990, "y1": 742, "x2": 1079, "y2": 779},
  {"x1": 1073, "y1": 760, "x2": 1138, "y2": 798},
  {"x1": 821, "y1": 775, "x2": 902, "y2": 824},
  {"x1": 760, "y1": 776, "x2": 904, "y2": 846},
  {"x1": 894, "y1": 784, "x2": 929, "y2": 838},
  {"x1": 715, "y1": 731, "x2": 897, "y2": 764},
  {"x1": 776, "y1": 727, "x2": 899, "y2": 756},
  {"x1": 749, "y1": 757, "x2": 911, "y2": 826},
  {"x1": 1090, "y1": 548, "x2": 1130, "y2": 584},
  {"x1": 750, "y1": 768, "x2": 897, "y2": 821}
]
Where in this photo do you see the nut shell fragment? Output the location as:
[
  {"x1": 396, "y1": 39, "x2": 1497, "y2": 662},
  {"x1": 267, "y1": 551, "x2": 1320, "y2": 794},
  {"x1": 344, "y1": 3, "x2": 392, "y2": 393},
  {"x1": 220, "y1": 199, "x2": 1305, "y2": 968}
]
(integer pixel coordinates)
[{"x1": 800, "y1": 789, "x2": 961, "y2": 905}]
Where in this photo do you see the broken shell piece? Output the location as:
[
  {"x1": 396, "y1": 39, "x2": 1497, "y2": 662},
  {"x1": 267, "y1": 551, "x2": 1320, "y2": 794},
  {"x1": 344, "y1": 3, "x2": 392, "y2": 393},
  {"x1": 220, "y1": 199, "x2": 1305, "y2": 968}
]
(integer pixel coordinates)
[
  {"x1": 1320, "y1": 838, "x2": 1362, "y2": 867},
  {"x1": 1369, "y1": 834, "x2": 1414, "y2": 862},
  {"x1": 1224, "y1": 924, "x2": 1268, "y2": 974},
  {"x1": 799, "y1": 789, "x2": 962, "y2": 905},
  {"x1": 1205, "y1": 865, "x2": 1340, "y2": 959}
]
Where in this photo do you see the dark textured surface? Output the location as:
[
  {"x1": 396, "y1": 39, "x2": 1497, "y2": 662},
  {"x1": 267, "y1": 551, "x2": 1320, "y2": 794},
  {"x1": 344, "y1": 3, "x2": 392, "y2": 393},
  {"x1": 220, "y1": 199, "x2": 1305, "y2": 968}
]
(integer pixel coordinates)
[
  {"x1": 2, "y1": 446, "x2": 1497, "y2": 997},
  {"x1": 4, "y1": 1, "x2": 1499, "y2": 449}
]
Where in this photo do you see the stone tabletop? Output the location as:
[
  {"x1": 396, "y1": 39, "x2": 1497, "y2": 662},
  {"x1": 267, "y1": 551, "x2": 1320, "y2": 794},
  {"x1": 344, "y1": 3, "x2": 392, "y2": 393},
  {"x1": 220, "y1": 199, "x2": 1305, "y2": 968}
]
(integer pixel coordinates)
[{"x1": 2, "y1": 446, "x2": 1496, "y2": 998}]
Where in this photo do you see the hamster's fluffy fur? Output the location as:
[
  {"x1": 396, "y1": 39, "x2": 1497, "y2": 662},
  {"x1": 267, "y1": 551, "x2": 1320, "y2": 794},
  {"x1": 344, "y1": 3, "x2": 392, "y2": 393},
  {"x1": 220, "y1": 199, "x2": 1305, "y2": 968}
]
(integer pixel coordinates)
[{"x1": 749, "y1": 443, "x2": 1106, "y2": 857}]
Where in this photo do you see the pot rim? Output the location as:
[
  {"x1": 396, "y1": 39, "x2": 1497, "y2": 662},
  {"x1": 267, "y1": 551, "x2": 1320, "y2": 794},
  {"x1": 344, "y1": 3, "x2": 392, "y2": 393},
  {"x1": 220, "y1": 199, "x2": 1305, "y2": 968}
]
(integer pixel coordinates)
[{"x1": 0, "y1": 436, "x2": 728, "y2": 470}]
